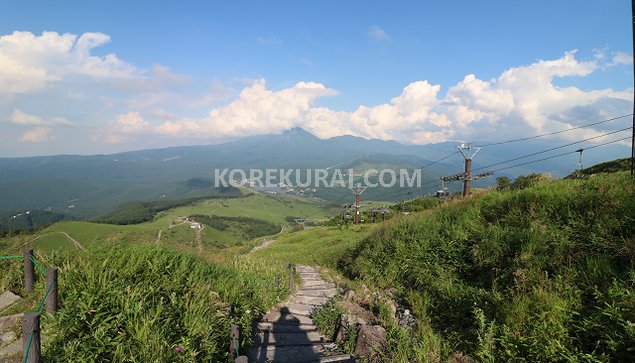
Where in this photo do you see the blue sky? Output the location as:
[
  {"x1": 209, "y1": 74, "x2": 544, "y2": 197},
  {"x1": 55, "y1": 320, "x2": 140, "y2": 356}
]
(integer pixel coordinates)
[{"x1": 0, "y1": 0, "x2": 632, "y2": 156}]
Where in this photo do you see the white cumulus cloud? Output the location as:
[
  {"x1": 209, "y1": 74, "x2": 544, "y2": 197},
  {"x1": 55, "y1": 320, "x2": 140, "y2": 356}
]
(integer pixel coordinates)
[
  {"x1": 155, "y1": 79, "x2": 338, "y2": 137},
  {"x1": 148, "y1": 51, "x2": 632, "y2": 146},
  {"x1": 0, "y1": 31, "x2": 187, "y2": 96},
  {"x1": 9, "y1": 109, "x2": 72, "y2": 126},
  {"x1": 19, "y1": 127, "x2": 54, "y2": 142}
]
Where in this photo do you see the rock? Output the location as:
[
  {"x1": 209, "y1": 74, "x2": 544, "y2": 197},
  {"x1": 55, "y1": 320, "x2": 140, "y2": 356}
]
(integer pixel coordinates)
[
  {"x1": 386, "y1": 299, "x2": 398, "y2": 316},
  {"x1": 0, "y1": 331, "x2": 16, "y2": 347},
  {"x1": 0, "y1": 339, "x2": 20, "y2": 359},
  {"x1": 344, "y1": 290, "x2": 355, "y2": 301},
  {"x1": 0, "y1": 292, "x2": 20, "y2": 312},
  {"x1": 353, "y1": 325, "x2": 386, "y2": 357},
  {"x1": 0, "y1": 314, "x2": 22, "y2": 333},
  {"x1": 448, "y1": 352, "x2": 476, "y2": 363},
  {"x1": 335, "y1": 314, "x2": 364, "y2": 342},
  {"x1": 396, "y1": 307, "x2": 417, "y2": 328}
]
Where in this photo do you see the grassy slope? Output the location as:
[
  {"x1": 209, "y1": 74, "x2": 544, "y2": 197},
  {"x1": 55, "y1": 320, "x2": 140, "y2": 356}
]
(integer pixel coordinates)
[
  {"x1": 0, "y1": 192, "x2": 333, "y2": 362},
  {"x1": 0, "y1": 245, "x2": 290, "y2": 362},
  {"x1": 0, "y1": 192, "x2": 333, "y2": 256},
  {"x1": 341, "y1": 171, "x2": 635, "y2": 362},
  {"x1": 250, "y1": 225, "x2": 372, "y2": 269}
]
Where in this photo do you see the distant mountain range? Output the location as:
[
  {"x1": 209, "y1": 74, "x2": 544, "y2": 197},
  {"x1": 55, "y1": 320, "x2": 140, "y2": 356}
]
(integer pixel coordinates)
[{"x1": 0, "y1": 127, "x2": 629, "y2": 218}]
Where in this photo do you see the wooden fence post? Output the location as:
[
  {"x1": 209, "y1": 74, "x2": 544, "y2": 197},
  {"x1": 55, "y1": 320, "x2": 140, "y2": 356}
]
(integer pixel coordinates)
[
  {"x1": 22, "y1": 312, "x2": 40, "y2": 363},
  {"x1": 288, "y1": 263, "x2": 295, "y2": 291},
  {"x1": 46, "y1": 268, "x2": 58, "y2": 312},
  {"x1": 230, "y1": 324, "x2": 239, "y2": 359},
  {"x1": 24, "y1": 248, "x2": 34, "y2": 293}
]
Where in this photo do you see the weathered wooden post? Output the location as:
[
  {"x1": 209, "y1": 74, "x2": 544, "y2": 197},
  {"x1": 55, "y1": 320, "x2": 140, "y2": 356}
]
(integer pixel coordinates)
[
  {"x1": 288, "y1": 263, "x2": 295, "y2": 291},
  {"x1": 22, "y1": 312, "x2": 40, "y2": 363},
  {"x1": 46, "y1": 268, "x2": 58, "y2": 312},
  {"x1": 230, "y1": 324, "x2": 239, "y2": 360},
  {"x1": 24, "y1": 248, "x2": 34, "y2": 293}
]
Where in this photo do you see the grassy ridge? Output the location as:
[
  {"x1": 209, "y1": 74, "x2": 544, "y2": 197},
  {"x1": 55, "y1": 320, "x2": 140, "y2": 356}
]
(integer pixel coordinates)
[
  {"x1": 341, "y1": 171, "x2": 635, "y2": 361},
  {"x1": 94, "y1": 186, "x2": 242, "y2": 225},
  {"x1": 0, "y1": 245, "x2": 290, "y2": 362},
  {"x1": 190, "y1": 214, "x2": 280, "y2": 240}
]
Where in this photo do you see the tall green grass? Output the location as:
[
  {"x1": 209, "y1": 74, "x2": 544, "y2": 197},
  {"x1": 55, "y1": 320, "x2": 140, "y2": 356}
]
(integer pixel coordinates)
[
  {"x1": 0, "y1": 245, "x2": 290, "y2": 362},
  {"x1": 341, "y1": 171, "x2": 635, "y2": 362}
]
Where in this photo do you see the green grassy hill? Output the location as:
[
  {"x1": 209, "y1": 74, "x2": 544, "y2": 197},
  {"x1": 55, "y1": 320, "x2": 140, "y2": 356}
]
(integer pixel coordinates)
[
  {"x1": 0, "y1": 192, "x2": 334, "y2": 256},
  {"x1": 2, "y1": 160, "x2": 633, "y2": 362},
  {"x1": 339, "y1": 171, "x2": 635, "y2": 362},
  {"x1": 0, "y1": 192, "x2": 334, "y2": 362}
]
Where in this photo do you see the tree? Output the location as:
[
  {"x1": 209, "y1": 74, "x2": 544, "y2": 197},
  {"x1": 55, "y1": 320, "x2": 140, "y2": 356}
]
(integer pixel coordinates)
[{"x1": 496, "y1": 176, "x2": 511, "y2": 191}]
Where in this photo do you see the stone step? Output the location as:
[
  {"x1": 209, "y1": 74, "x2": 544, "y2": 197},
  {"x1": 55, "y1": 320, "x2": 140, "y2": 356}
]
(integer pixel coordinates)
[
  {"x1": 303, "y1": 279, "x2": 333, "y2": 287},
  {"x1": 295, "y1": 266, "x2": 316, "y2": 272},
  {"x1": 317, "y1": 354, "x2": 354, "y2": 363},
  {"x1": 262, "y1": 310, "x2": 315, "y2": 325},
  {"x1": 249, "y1": 342, "x2": 338, "y2": 362},
  {"x1": 296, "y1": 289, "x2": 338, "y2": 298},
  {"x1": 293, "y1": 295, "x2": 331, "y2": 306},
  {"x1": 255, "y1": 322, "x2": 318, "y2": 333},
  {"x1": 0, "y1": 314, "x2": 22, "y2": 334},
  {"x1": 299, "y1": 272, "x2": 322, "y2": 278},
  {"x1": 285, "y1": 302, "x2": 320, "y2": 316},
  {"x1": 0, "y1": 292, "x2": 20, "y2": 312},
  {"x1": 300, "y1": 285, "x2": 336, "y2": 291},
  {"x1": 252, "y1": 331, "x2": 327, "y2": 346}
]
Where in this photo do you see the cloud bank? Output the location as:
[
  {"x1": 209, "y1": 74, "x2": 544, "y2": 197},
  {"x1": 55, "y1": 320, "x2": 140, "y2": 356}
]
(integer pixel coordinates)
[
  {"x1": 143, "y1": 51, "x2": 631, "y2": 145},
  {"x1": 1, "y1": 31, "x2": 632, "y2": 148}
]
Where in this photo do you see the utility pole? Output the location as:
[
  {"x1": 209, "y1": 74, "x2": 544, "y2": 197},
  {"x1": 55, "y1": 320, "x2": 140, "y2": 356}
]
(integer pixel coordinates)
[
  {"x1": 442, "y1": 144, "x2": 494, "y2": 198},
  {"x1": 576, "y1": 148, "x2": 584, "y2": 171},
  {"x1": 380, "y1": 205, "x2": 389, "y2": 221},
  {"x1": 349, "y1": 186, "x2": 367, "y2": 224},
  {"x1": 457, "y1": 144, "x2": 481, "y2": 198},
  {"x1": 293, "y1": 217, "x2": 308, "y2": 231}
]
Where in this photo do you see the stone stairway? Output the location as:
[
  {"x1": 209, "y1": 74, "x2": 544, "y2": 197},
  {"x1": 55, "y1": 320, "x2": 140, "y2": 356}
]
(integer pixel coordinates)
[
  {"x1": 0, "y1": 291, "x2": 23, "y2": 363},
  {"x1": 249, "y1": 266, "x2": 352, "y2": 363}
]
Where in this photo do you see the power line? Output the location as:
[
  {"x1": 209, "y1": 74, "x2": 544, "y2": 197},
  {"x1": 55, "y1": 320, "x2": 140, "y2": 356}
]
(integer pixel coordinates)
[
  {"x1": 472, "y1": 126, "x2": 633, "y2": 172},
  {"x1": 420, "y1": 135, "x2": 631, "y2": 191},
  {"x1": 474, "y1": 114, "x2": 632, "y2": 147},
  {"x1": 492, "y1": 137, "x2": 631, "y2": 173},
  {"x1": 420, "y1": 151, "x2": 459, "y2": 169}
]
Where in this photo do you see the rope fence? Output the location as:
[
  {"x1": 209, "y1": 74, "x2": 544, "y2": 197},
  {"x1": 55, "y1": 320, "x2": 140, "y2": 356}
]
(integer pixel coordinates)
[{"x1": 1, "y1": 248, "x2": 58, "y2": 363}]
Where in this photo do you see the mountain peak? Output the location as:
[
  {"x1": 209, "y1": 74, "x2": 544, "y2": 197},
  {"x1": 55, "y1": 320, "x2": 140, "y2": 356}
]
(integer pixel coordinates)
[
  {"x1": 282, "y1": 127, "x2": 315, "y2": 136},
  {"x1": 280, "y1": 127, "x2": 320, "y2": 141}
]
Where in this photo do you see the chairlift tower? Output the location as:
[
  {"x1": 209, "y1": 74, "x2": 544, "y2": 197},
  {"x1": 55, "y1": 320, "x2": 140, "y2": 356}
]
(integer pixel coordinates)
[
  {"x1": 349, "y1": 186, "x2": 367, "y2": 224},
  {"x1": 441, "y1": 144, "x2": 494, "y2": 199},
  {"x1": 457, "y1": 144, "x2": 481, "y2": 198},
  {"x1": 380, "y1": 205, "x2": 389, "y2": 221},
  {"x1": 575, "y1": 148, "x2": 584, "y2": 171},
  {"x1": 293, "y1": 217, "x2": 308, "y2": 231}
]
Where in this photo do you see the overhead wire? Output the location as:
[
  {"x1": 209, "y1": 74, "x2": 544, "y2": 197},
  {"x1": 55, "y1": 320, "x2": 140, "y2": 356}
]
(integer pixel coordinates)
[
  {"x1": 472, "y1": 126, "x2": 633, "y2": 172},
  {"x1": 491, "y1": 136, "x2": 631, "y2": 173},
  {"x1": 474, "y1": 113, "x2": 632, "y2": 147}
]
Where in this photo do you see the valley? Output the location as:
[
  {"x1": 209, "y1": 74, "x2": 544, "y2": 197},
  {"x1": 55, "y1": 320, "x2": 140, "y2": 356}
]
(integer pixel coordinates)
[{"x1": 1, "y1": 160, "x2": 633, "y2": 362}]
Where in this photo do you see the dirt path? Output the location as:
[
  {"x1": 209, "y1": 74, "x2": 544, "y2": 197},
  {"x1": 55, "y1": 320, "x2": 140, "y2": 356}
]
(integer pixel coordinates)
[
  {"x1": 195, "y1": 225, "x2": 204, "y2": 252},
  {"x1": 249, "y1": 227, "x2": 284, "y2": 254},
  {"x1": 155, "y1": 220, "x2": 189, "y2": 245},
  {"x1": 17, "y1": 231, "x2": 85, "y2": 251},
  {"x1": 59, "y1": 232, "x2": 86, "y2": 251}
]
